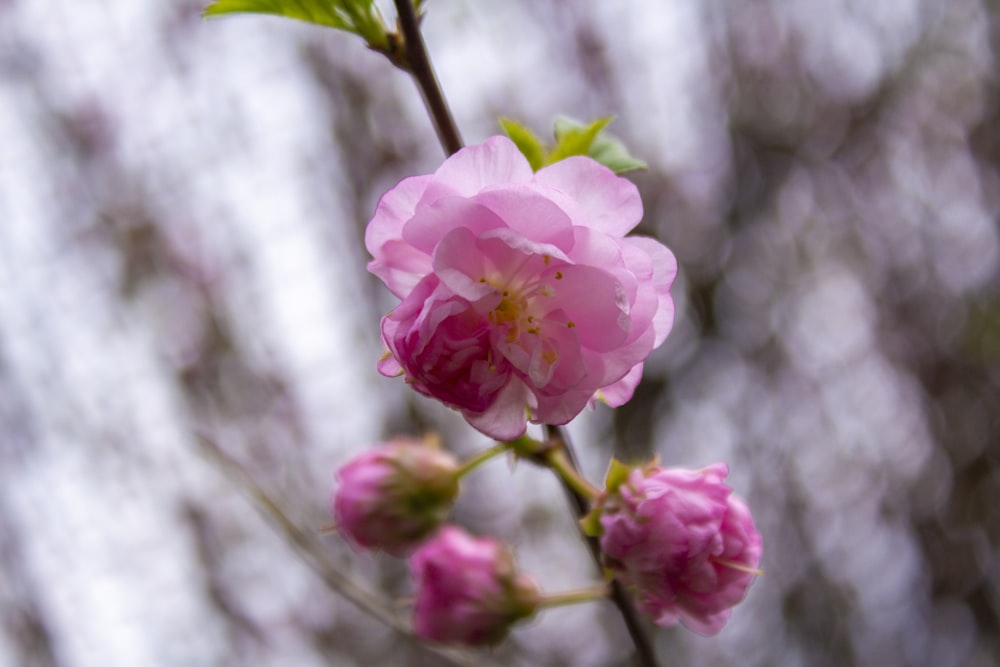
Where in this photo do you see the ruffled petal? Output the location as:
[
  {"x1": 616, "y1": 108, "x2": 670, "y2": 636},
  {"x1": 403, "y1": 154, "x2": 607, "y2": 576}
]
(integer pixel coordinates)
[
  {"x1": 421, "y1": 136, "x2": 533, "y2": 202},
  {"x1": 534, "y1": 156, "x2": 643, "y2": 236},
  {"x1": 595, "y1": 363, "x2": 644, "y2": 407},
  {"x1": 463, "y1": 378, "x2": 531, "y2": 440}
]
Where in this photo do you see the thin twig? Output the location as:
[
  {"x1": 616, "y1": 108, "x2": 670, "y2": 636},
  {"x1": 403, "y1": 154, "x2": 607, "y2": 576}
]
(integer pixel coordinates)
[
  {"x1": 544, "y1": 425, "x2": 661, "y2": 667},
  {"x1": 196, "y1": 434, "x2": 493, "y2": 667},
  {"x1": 392, "y1": 0, "x2": 464, "y2": 156}
]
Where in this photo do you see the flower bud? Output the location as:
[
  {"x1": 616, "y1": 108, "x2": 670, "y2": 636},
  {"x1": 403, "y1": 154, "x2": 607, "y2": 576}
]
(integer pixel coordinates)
[
  {"x1": 595, "y1": 462, "x2": 762, "y2": 636},
  {"x1": 409, "y1": 525, "x2": 540, "y2": 646},
  {"x1": 332, "y1": 438, "x2": 459, "y2": 556}
]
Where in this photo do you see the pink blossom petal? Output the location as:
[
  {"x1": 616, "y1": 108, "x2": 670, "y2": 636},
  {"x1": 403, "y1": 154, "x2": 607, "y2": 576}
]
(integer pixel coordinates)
[
  {"x1": 463, "y1": 378, "x2": 531, "y2": 441},
  {"x1": 578, "y1": 324, "x2": 656, "y2": 388},
  {"x1": 538, "y1": 264, "x2": 629, "y2": 352},
  {"x1": 431, "y1": 227, "x2": 501, "y2": 302},
  {"x1": 403, "y1": 197, "x2": 506, "y2": 254},
  {"x1": 531, "y1": 387, "x2": 594, "y2": 425},
  {"x1": 534, "y1": 156, "x2": 643, "y2": 236},
  {"x1": 420, "y1": 136, "x2": 533, "y2": 203},
  {"x1": 624, "y1": 236, "x2": 677, "y2": 347},
  {"x1": 365, "y1": 174, "x2": 435, "y2": 296},
  {"x1": 368, "y1": 240, "x2": 434, "y2": 299},
  {"x1": 477, "y1": 227, "x2": 572, "y2": 267},
  {"x1": 595, "y1": 363, "x2": 644, "y2": 407},
  {"x1": 472, "y1": 185, "x2": 575, "y2": 249},
  {"x1": 365, "y1": 174, "x2": 433, "y2": 251}
]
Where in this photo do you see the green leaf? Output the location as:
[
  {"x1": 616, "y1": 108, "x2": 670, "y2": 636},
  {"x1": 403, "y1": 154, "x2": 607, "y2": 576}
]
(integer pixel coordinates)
[
  {"x1": 547, "y1": 116, "x2": 613, "y2": 164},
  {"x1": 499, "y1": 118, "x2": 547, "y2": 172},
  {"x1": 203, "y1": 0, "x2": 389, "y2": 49},
  {"x1": 588, "y1": 132, "x2": 648, "y2": 174},
  {"x1": 603, "y1": 457, "x2": 632, "y2": 494},
  {"x1": 500, "y1": 115, "x2": 648, "y2": 174}
]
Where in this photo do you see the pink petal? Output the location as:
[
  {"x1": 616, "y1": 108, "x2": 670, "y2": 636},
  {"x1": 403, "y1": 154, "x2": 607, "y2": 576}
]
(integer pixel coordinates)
[
  {"x1": 538, "y1": 264, "x2": 629, "y2": 352},
  {"x1": 472, "y1": 185, "x2": 575, "y2": 249},
  {"x1": 420, "y1": 136, "x2": 533, "y2": 203},
  {"x1": 679, "y1": 609, "x2": 732, "y2": 637},
  {"x1": 534, "y1": 156, "x2": 643, "y2": 237},
  {"x1": 403, "y1": 197, "x2": 506, "y2": 254},
  {"x1": 531, "y1": 387, "x2": 594, "y2": 425},
  {"x1": 578, "y1": 324, "x2": 656, "y2": 388},
  {"x1": 463, "y1": 377, "x2": 531, "y2": 440},
  {"x1": 431, "y1": 227, "x2": 501, "y2": 302},
  {"x1": 624, "y1": 236, "x2": 677, "y2": 347},
  {"x1": 365, "y1": 174, "x2": 433, "y2": 251},
  {"x1": 365, "y1": 174, "x2": 435, "y2": 296},
  {"x1": 368, "y1": 240, "x2": 434, "y2": 299},
  {"x1": 595, "y1": 363, "x2": 644, "y2": 407}
]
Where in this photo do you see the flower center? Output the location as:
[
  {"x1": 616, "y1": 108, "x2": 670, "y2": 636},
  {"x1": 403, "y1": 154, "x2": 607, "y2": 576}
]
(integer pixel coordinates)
[
  {"x1": 476, "y1": 253, "x2": 577, "y2": 383},
  {"x1": 487, "y1": 288, "x2": 538, "y2": 343},
  {"x1": 492, "y1": 292, "x2": 523, "y2": 326}
]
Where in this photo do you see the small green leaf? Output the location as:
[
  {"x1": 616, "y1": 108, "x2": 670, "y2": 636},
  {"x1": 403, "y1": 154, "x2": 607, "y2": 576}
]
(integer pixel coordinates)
[
  {"x1": 588, "y1": 132, "x2": 648, "y2": 174},
  {"x1": 204, "y1": 0, "x2": 390, "y2": 49},
  {"x1": 547, "y1": 116, "x2": 613, "y2": 164},
  {"x1": 579, "y1": 506, "x2": 605, "y2": 537},
  {"x1": 500, "y1": 115, "x2": 648, "y2": 174},
  {"x1": 499, "y1": 118, "x2": 547, "y2": 172},
  {"x1": 603, "y1": 457, "x2": 632, "y2": 494}
]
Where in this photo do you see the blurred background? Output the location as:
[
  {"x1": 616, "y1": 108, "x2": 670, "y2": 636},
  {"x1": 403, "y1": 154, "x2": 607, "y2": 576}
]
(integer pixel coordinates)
[{"x1": 2, "y1": 1, "x2": 999, "y2": 665}]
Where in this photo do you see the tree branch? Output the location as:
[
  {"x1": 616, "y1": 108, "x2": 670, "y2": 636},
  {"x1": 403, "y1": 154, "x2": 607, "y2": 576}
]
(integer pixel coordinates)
[{"x1": 393, "y1": 0, "x2": 463, "y2": 156}]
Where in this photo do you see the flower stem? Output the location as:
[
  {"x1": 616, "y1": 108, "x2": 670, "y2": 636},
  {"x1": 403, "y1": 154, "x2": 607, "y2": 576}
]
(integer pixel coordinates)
[
  {"x1": 544, "y1": 446, "x2": 600, "y2": 501},
  {"x1": 538, "y1": 585, "x2": 609, "y2": 609},
  {"x1": 454, "y1": 442, "x2": 508, "y2": 479},
  {"x1": 544, "y1": 425, "x2": 661, "y2": 667},
  {"x1": 392, "y1": 0, "x2": 464, "y2": 156}
]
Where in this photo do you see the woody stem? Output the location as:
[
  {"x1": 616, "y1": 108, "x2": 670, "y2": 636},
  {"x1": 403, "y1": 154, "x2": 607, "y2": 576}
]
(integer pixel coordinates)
[
  {"x1": 544, "y1": 424, "x2": 660, "y2": 667},
  {"x1": 392, "y1": 0, "x2": 463, "y2": 156}
]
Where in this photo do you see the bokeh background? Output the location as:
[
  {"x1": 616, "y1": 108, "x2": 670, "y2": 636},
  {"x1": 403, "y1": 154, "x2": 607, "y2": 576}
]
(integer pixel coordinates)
[{"x1": 2, "y1": 1, "x2": 999, "y2": 666}]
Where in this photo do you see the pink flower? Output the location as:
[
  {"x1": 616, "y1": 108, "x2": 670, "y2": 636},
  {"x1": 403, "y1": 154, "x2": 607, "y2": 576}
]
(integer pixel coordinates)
[
  {"x1": 409, "y1": 525, "x2": 540, "y2": 646},
  {"x1": 332, "y1": 438, "x2": 459, "y2": 556},
  {"x1": 366, "y1": 136, "x2": 676, "y2": 440},
  {"x1": 598, "y1": 463, "x2": 762, "y2": 636}
]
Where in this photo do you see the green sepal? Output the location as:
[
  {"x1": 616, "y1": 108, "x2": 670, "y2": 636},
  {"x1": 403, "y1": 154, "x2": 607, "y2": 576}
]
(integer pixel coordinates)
[
  {"x1": 579, "y1": 505, "x2": 604, "y2": 537},
  {"x1": 203, "y1": 0, "x2": 390, "y2": 50},
  {"x1": 603, "y1": 457, "x2": 633, "y2": 494},
  {"x1": 499, "y1": 118, "x2": 547, "y2": 171}
]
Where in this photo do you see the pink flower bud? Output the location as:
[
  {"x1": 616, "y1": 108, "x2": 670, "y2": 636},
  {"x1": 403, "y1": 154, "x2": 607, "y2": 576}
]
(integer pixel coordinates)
[
  {"x1": 597, "y1": 463, "x2": 762, "y2": 636},
  {"x1": 332, "y1": 438, "x2": 460, "y2": 556},
  {"x1": 409, "y1": 525, "x2": 540, "y2": 646}
]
